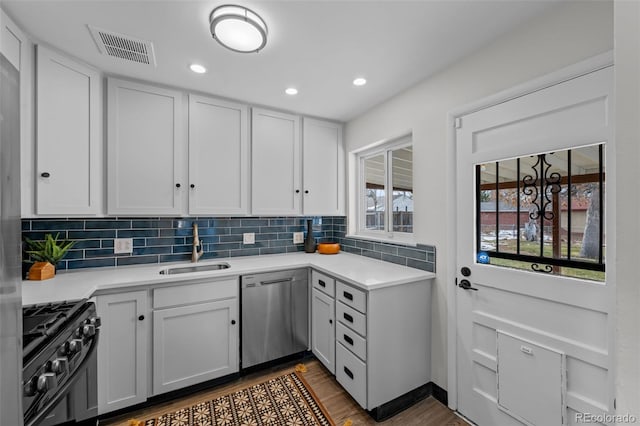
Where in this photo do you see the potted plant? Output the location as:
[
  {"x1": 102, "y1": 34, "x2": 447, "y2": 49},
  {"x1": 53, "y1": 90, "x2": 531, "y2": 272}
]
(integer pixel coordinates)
[{"x1": 24, "y1": 233, "x2": 75, "y2": 280}]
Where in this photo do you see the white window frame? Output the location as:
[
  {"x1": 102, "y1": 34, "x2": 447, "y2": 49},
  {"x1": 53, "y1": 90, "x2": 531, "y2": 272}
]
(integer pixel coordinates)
[{"x1": 355, "y1": 135, "x2": 413, "y2": 243}]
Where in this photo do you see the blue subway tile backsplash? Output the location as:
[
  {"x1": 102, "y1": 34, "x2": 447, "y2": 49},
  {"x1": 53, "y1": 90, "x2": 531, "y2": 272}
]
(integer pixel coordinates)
[{"x1": 21, "y1": 216, "x2": 435, "y2": 275}]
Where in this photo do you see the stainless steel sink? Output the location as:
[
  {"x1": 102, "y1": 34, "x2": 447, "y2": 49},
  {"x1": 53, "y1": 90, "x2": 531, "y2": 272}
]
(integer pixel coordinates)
[{"x1": 159, "y1": 263, "x2": 230, "y2": 275}]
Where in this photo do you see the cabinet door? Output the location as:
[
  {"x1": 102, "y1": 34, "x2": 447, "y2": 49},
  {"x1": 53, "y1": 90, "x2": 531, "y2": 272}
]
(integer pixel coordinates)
[
  {"x1": 96, "y1": 291, "x2": 148, "y2": 414},
  {"x1": 188, "y1": 95, "x2": 248, "y2": 215},
  {"x1": 36, "y1": 45, "x2": 101, "y2": 215},
  {"x1": 302, "y1": 118, "x2": 344, "y2": 215},
  {"x1": 252, "y1": 108, "x2": 301, "y2": 215},
  {"x1": 107, "y1": 78, "x2": 184, "y2": 215},
  {"x1": 153, "y1": 299, "x2": 239, "y2": 395},
  {"x1": 311, "y1": 288, "x2": 335, "y2": 374}
]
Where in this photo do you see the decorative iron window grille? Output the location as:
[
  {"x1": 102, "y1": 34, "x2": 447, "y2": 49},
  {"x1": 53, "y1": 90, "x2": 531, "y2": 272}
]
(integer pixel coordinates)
[{"x1": 475, "y1": 144, "x2": 605, "y2": 276}]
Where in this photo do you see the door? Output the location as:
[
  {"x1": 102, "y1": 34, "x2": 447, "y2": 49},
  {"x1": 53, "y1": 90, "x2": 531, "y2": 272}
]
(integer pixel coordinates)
[
  {"x1": 311, "y1": 288, "x2": 335, "y2": 374},
  {"x1": 302, "y1": 118, "x2": 344, "y2": 215},
  {"x1": 188, "y1": 95, "x2": 248, "y2": 215},
  {"x1": 455, "y1": 66, "x2": 614, "y2": 425},
  {"x1": 251, "y1": 108, "x2": 301, "y2": 215},
  {"x1": 36, "y1": 45, "x2": 101, "y2": 215},
  {"x1": 107, "y1": 78, "x2": 184, "y2": 215},
  {"x1": 153, "y1": 299, "x2": 238, "y2": 395},
  {"x1": 96, "y1": 291, "x2": 148, "y2": 414}
]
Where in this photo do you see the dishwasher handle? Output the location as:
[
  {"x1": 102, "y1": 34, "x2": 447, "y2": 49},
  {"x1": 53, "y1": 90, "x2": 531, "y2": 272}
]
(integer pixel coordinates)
[{"x1": 260, "y1": 278, "x2": 294, "y2": 286}]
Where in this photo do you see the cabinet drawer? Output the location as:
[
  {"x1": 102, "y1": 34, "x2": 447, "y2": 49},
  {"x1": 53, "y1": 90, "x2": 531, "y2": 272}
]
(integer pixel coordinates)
[
  {"x1": 336, "y1": 281, "x2": 366, "y2": 313},
  {"x1": 337, "y1": 321, "x2": 366, "y2": 361},
  {"x1": 336, "y1": 302, "x2": 366, "y2": 337},
  {"x1": 312, "y1": 270, "x2": 335, "y2": 297},
  {"x1": 336, "y1": 343, "x2": 367, "y2": 409},
  {"x1": 153, "y1": 278, "x2": 237, "y2": 309}
]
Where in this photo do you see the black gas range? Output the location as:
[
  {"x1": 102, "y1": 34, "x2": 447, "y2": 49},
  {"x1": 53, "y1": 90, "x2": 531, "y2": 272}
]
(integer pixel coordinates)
[{"x1": 23, "y1": 299, "x2": 100, "y2": 426}]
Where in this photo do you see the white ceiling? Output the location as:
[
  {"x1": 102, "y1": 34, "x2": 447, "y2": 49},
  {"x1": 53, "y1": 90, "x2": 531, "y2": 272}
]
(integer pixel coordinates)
[{"x1": 2, "y1": 0, "x2": 560, "y2": 122}]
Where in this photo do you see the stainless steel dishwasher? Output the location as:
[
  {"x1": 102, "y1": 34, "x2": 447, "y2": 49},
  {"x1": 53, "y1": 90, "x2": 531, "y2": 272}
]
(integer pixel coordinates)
[{"x1": 241, "y1": 269, "x2": 308, "y2": 369}]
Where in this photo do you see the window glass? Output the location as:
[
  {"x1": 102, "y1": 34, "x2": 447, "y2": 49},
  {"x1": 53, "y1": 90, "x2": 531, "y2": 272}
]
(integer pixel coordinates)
[
  {"x1": 477, "y1": 144, "x2": 604, "y2": 281},
  {"x1": 391, "y1": 146, "x2": 413, "y2": 233},
  {"x1": 364, "y1": 154, "x2": 385, "y2": 231}
]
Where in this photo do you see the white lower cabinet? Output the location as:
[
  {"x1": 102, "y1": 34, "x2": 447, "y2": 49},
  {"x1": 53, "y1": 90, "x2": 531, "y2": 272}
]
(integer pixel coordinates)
[
  {"x1": 311, "y1": 269, "x2": 432, "y2": 412},
  {"x1": 152, "y1": 278, "x2": 239, "y2": 395},
  {"x1": 95, "y1": 278, "x2": 240, "y2": 415},
  {"x1": 96, "y1": 290, "x2": 149, "y2": 415},
  {"x1": 153, "y1": 298, "x2": 238, "y2": 395},
  {"x1": 311, "y1": 288, "x2": 335, "y2": 374}
]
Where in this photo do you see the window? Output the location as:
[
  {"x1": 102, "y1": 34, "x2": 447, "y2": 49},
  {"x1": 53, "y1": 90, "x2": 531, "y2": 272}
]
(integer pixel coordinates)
[
  {"x1": 357, "y1": 136, "x2": 413, "y2": 239},
  {"x1": 476, "y1": 144, "x2": 605, "y2": 281}
]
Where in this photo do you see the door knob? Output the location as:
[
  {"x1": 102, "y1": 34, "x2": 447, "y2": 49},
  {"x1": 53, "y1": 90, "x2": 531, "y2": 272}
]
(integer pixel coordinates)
[{"x1": 458, "y1": 279, "x2": 479, "y2": 291}]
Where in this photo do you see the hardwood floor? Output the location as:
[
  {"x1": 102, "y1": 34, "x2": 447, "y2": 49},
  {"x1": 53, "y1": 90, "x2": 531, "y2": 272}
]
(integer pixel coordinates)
[{"x1": 100, "y1": 359, "x2": 467, "y2": 426}]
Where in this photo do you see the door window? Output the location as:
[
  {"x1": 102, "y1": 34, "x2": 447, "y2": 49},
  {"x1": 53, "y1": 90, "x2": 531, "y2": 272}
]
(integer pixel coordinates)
[{"x1": 476, "y1": 144, "x2": 605, "y2": 281}]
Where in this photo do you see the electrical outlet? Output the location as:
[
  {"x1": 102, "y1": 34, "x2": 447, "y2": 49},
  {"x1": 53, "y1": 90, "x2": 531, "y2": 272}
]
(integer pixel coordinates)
[
  {"x1": 293, "y1": 232, "x2": 304, "y2": 244},
  {"x1": 243, "y1": 233, "x2": 255, "y2": 245},
  {"x1": 114, "y1": 238, "x2": 133, "y2": 254}
]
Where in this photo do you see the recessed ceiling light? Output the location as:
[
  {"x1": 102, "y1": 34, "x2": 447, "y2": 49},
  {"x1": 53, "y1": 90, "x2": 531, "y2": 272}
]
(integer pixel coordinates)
[
  {"x1": 353, "y1": 77, "x2": 367, "y2": 86},
  {"x1": 285, "y1": 88, "x2": 298, "y2": 95},
  {"x1": 210, "y1": 5, "x2": 268, "y2": 53},
  {"x1": 190, "y1": 64, "x2": 207, "y2": 74}
]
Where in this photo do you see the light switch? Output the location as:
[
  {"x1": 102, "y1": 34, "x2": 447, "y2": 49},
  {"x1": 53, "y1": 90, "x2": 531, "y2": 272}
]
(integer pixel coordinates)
[
  {"x1": 243, "y1": 233, "x2": 255, "y2": 245},
  {"x1": 114, "y1": 238, "x2": 133, "y2": 254},
  {"x1": 293, "y1": 232, "x2": 304, "y2": 244}
]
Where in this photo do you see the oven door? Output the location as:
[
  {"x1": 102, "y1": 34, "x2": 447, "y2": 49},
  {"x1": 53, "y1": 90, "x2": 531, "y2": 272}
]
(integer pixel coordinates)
[{"x1": 25, "y1": 331, "x2": 99, "y2": 426}]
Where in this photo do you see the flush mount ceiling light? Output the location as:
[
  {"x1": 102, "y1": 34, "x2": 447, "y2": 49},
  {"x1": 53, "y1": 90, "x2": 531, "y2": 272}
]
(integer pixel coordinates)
[
  {"x1": 210, "y1": 5, "x2": 268, "y2": 53},
  {"x1": 285, "y1": 87, "x2": 298, "y2": 95}
]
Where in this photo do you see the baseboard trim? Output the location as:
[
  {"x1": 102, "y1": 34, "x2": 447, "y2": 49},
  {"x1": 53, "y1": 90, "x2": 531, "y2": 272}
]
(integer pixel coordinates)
[{"x1": 367, "y1": 381, "x2": 448, "y2": 422}]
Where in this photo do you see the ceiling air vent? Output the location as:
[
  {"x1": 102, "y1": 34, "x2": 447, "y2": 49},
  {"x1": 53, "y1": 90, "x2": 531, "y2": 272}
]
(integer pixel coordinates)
[{"x1": 88, "y1": 25, "x2": 156, "y2": 66}]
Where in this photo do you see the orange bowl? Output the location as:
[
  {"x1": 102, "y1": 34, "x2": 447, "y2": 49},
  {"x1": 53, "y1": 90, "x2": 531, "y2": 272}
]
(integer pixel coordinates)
[{"x1": 317, "y1": 242, "x2": 340, "y2": 254}]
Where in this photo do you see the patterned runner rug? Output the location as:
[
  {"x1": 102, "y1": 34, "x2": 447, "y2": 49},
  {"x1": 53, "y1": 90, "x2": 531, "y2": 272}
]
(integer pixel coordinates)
[{"x1": 143, "y1": 372, "x2": 335, "y2": 426}]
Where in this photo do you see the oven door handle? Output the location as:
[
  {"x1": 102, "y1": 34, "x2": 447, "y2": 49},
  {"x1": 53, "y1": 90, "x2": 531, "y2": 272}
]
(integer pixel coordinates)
[{"x1": 25, "y1": 331, "x2": 100, "y2": 426}]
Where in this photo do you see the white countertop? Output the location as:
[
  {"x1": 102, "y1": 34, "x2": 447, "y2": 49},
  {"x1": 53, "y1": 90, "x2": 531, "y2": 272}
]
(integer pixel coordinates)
[{"x1": 22, "y1": 252, "x2": 435, "y2": 306}]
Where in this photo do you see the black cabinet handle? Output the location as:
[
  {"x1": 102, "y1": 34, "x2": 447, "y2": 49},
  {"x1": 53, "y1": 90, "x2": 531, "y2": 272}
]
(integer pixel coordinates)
[
  {"x1": 318, "y1": 279, "x2": 326, "y2": 287},
  {"x1": 343, "y1": 291, "x2": 353, "y2": 301},
  {"x1": 304, "y1": 190, "x2": 309, "y2": 194},
  {"x1": 231, "y1": 320, "x2": 236, "y2": 325},
  {"x1": 344, "y1": 366, "x2": 354, "y2": 380},
  {"x1": 295, "y1": 189, "x2": 300, "y2": 193},
  {"x1": 41, "y1": 172, "x2": 51, "y2": 178},
  {"x1": 329, "y1": 319, "x2": 333, "y2": 324},
  {"x1": 138, "y1": 315, "x2": 144, "y2": 321},
  {"x1": 343, "y1": 313, "x2": 353, "y2": 323},
  {"x1": 190, "y1": 184, "x2": 195, "y2": 188},
  {"x1": 343, "y1": 334, "x2": 354, "y2": 345},
  {"x1": 175, "y1": 183, "x2": 181, "y2": 188}
]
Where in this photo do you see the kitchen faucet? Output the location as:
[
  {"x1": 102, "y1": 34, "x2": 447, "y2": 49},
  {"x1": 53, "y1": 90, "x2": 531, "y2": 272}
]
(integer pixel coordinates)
[{"x1": 191, "y1": 222, "x2": 204, "y2": 263}]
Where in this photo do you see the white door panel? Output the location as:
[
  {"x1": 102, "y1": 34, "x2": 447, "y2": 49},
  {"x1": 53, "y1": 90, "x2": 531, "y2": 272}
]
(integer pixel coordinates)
[{"x1": 455, "y1": 66, "x2": 614, "y2": 426}]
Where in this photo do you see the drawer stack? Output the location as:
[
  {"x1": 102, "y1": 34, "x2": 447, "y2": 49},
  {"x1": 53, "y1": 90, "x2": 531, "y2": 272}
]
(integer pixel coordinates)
[{"x1": 335, "y1": 281, "x2": 368, "y2": 409}]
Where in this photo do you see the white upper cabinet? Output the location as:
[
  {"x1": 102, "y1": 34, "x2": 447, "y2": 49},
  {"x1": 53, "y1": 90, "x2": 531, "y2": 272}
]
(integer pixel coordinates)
[
  {"x1": 188, "y1": 95, "x2": 248, "y2": 215},
  {"x1": 251, "y1": 108, "x2": 301, "y2": 215},
  {"x1": 302, "y1": 118, "x2": 344, "y2": 215},
  {"x1": 36, "y1": 45, "x2": 101, "y2": 215},
  {"x1": 107, "y1": 78, "x2": 184, "y2": 215}
]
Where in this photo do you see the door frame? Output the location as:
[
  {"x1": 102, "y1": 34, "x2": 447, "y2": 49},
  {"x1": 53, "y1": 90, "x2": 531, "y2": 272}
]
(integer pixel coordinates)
[{"x1": 445, "y1": 51, "x2": 615, "y2": 412}]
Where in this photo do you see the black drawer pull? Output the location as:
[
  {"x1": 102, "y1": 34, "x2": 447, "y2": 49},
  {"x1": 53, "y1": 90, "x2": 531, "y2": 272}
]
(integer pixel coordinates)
[
  {"x1": 318, "y1": 279, "x2": 326, "y2": 287},
  {"x1": 343, "y1": 313, "x2": 353, "y2": 323},
  {"x1": 343, "y1": 334, "x2": 354, "y2": 345},
  {"x1": 343, "y1": 291, "x2": 353, "y2": 301},
  {"x1": 344, "y1": 366, "x2": 354, "y2": 379}
]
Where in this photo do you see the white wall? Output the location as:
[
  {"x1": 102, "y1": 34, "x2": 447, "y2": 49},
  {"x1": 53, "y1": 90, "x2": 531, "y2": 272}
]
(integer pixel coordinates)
[
  {"x1": 614, "y1": 0, "x2": 640, "y2": 420},
  {"x1": 345, "y1": 1, "x2": 613, "y2": 390}
]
